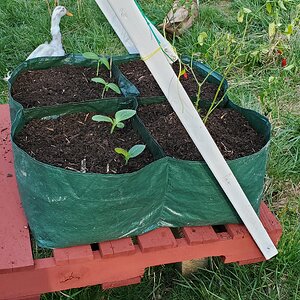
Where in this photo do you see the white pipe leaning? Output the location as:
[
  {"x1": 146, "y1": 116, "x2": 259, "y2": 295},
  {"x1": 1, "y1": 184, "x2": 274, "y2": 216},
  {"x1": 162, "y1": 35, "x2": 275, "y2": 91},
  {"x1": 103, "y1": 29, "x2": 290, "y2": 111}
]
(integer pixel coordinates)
[{"x1": 106, "y1": 0, "x2": 278, "y2": 259}]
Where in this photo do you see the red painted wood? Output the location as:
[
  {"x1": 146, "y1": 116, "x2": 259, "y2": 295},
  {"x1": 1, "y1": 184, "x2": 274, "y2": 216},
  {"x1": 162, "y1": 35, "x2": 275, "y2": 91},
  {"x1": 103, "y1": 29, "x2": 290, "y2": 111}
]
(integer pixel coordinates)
[
  {"x1": 137, "y1": 228, "x2": 177, "y2": 252},
  {"x1": 182, "y1": 225, "x2": 219, "y2": 245},
  {"x1": 99, "y1": 238, "x2": 136, "y2": 258},
  {"x1": 53, "y1": 245, "x2": 94, "y2": 266},
  {"x1": 238, "y1": 257, "x2": 265, "y2": 265},
  {"x1": 102, "y1": 276, "x2": 141, "y2": 290},
  {"x1": 225, "y1": 224, "x2": 251, "y2": 240},
  {"x1": 259, "y1": 203, "x2": 282, "y2": 244},
  {"x1": 8, "y1": 295, "x2": 40, "y2": 300},
  {"x1": 0, "y1": 105, "x2": 34, "y2": 273}
]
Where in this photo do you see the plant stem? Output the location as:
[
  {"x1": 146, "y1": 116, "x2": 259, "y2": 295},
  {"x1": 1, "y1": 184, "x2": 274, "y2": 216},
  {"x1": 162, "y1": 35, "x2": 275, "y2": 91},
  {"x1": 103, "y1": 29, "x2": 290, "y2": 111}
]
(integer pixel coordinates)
[
  {"x1": 101, "y1": 86, "x2": 106, "y2": 99},
  {"x1": 96, "y1": 61, "x2": 100, "y2": 76},
  {"x1": 110, "y1": 124, "x2": 115, "y2": 134},
  {"x1": 203, "y1": 13, "x2": 251, "y2": 123}
]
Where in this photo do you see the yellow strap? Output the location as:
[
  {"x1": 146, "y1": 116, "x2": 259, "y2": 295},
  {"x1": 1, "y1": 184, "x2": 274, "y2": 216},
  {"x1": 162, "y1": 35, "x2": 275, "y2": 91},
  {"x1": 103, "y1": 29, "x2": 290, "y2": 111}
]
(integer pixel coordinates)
[{"x1": 141, "y1": 47, "x2": 161, "y2": 62}]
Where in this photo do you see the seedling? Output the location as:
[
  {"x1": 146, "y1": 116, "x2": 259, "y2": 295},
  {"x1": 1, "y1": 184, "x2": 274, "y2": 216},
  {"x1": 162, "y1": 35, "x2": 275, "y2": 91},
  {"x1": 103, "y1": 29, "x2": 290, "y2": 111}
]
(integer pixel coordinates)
[
  {"x1": 91, "y1": 77, "x2": 121, "y2": 98},
  {"x1": 82, "y1": 52, "x2": 111, "y2": 76},
  {"x1": 115, "y1": 145, "x2": 146, "y2": 165},
  {"x1": 92, "y1": 109, "x2": 136, "y2": 134}
]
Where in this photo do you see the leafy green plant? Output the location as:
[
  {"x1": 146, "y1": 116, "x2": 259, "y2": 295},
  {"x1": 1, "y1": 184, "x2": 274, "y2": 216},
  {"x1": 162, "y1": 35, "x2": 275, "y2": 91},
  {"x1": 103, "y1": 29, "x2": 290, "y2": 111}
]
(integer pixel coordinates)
[
  {"x1": 92, "y1": 109, "x2": 136, "y2": 134},
  {"x1": 91, "y1": 77, "x2": 121, "y2": 98},
  {"x1": 82, "y1": 52, "x2": 111, "y2": 76},
  {"x1": 115, "y1": 145, "x2": 146, "y2": 165}
]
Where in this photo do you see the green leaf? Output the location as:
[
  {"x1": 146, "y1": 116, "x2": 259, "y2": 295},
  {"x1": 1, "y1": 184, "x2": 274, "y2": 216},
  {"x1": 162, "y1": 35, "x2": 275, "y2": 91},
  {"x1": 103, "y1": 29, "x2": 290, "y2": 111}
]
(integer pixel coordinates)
[
  {"x1": 128, "y1": 144, "x2": 146, "y2": 158},
  {"x1": 286, "y1": 24, "x2": 293, "y2": 35},
  {"x1": 82, "y1": 52, "x2": 99, "y2": 60},
  {"x1": 237, "y1": 10, "x2": 244, "y2": 23},
  {"x1": 266, "y1": 2, "x2": 272, "y2": 14},
  {"x1": 115, "y1": 147, "x2": 128, "y2": 157},
  {"x1": 283, "y1": 65, "x2": 294, "y2": 71},
  {"x1": 99, "y1": 57, "x2": 110, "y2": 70},
  {"x1": 278, "y1": 0, "x2": 286, "y2": 11},
  {"x1": 116, "y1": 122, "x2": 125, "y2": 128},
  {"x1": 92, "y1": 115, "x2": 112, "y2": 123},
  {"x1": 243, "y1": 7, "x2": 252, "y2": 14},
  {"x1": 114, "y1": 147, "x2": 130, "y2": 164},
  {"x1": 269, "y1": 22, "x2": 276, "y2": 38},
  {"x1": 115, "y1": 109, "x2": 136, "y2": 123},
  {"x1": 197, "y1": 32, "x2": 207, "y2": 46},
  {"x1": 178, "y1": 68, "x2": 186, "y2": 79},
  {"x1": 107, "y1": 83, "x2": 121, "y2": 94},
  {"x1": 91, "y1": 77, "x2": 107, "y2": 85},
  {"x1": 268, "y1": 76, "x2": 275, "y2": 83}
]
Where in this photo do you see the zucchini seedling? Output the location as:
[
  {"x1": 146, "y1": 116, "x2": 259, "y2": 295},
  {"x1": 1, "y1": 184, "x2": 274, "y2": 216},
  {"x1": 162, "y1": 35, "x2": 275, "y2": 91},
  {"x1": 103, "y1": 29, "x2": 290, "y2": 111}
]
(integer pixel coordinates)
[
  {"x1": 82, "y1": 52, "x2": 111, "y2": 76},
  {"x1": 91, "y1": 77, "x2": 121, "y2": 98},
  {"x1": 115, "y1": 145, "x2": 146, "y2": 165},
  {"x1": 92, "y1": 109, "x2": 136, "y2": 134}
]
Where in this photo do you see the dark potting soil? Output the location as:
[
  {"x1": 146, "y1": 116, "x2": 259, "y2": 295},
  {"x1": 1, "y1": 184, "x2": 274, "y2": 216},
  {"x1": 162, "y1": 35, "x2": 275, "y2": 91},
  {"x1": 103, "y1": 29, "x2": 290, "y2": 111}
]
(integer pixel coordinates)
[
  {"x1": 138, "y1": 103, "x2": 265, "y2": 160},
  {"x1": 15, "y1": 113, "x2": 154, "y2": 174},
  {"x1": 12, "y1": 65, "x2": 119, "y2": 108},
  {"x1": 118, "y1": 60, "x2": 224, "y2": 100}
]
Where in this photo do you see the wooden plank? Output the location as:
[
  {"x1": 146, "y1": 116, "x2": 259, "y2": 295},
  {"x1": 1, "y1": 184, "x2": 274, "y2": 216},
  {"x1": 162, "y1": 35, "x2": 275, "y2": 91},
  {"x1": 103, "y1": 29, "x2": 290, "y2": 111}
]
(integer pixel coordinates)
[
  {"x1": 182, "y1": 226, "x2": 219, "y2": 245},
  {"x1": 0, "y1": 204, "x2": 282, "y2": 299},
  {"x1": 99, "y1": 238, "x2": 135, "y2": 258},
  {"x1": 102, "y1": 276, "x2": 141, "y2": 290},
  {"x1": 53, "y1": 245, "x2": 94, "y2": 266},
  {"x1": 225, "y1": 224, "x2": 251, "y2": 240},
  {"x1": 260, "y1": 203, "x2": 282, "y2": 233},
  {"x1": 137, "y1": 228, "x2": 177, "y2": 252},
  {"x1": 0, "y1": 104, "x2": 34, "y2": 273}
]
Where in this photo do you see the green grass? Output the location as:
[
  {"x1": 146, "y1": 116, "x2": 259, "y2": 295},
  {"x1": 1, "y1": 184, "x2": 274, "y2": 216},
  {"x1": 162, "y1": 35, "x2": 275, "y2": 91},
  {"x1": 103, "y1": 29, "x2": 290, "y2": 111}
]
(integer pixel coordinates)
[{"x1": 1, "y1": 0, "x2": 299, "y2": 299}]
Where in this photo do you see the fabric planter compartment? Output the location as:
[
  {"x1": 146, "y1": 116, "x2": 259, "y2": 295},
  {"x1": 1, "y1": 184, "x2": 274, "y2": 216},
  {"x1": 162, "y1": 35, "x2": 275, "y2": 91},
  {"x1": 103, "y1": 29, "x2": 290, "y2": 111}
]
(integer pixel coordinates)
[{"x1": 8, "y1": 54, "x2": 139, "y2": 122}]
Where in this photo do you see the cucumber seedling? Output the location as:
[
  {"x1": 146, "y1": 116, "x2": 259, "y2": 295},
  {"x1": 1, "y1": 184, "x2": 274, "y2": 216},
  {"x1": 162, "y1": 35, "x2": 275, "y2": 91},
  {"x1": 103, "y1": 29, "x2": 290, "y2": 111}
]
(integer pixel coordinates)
[
  {"x1": 115, "y1": 145, "x2": 146, "y2": 165},
  {"x1": 92, "y1": 109, "x2": 136, "y2": 134},
  {"x1": 91, "y1": 77, "x2": 121, "y2": 98},
  {"x1": 82, "y1": 52, "x2": 111, "y2": 76}
]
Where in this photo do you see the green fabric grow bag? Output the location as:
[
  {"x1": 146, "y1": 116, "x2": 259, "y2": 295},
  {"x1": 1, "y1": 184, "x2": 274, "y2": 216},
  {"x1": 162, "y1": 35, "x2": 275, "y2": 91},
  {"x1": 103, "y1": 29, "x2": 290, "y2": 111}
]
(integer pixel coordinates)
[
  {"x1": 135, "y1": 98, "x2": 271, "y2": 227},
  {"x1": 112, "y1": 54, "x2": 229, "y2": 106},
  {"x1": 12, "y1": 95, "x2": 271, "y2": 249},
  {"x1": 12, "y1": 98, "x2": 166, "y2": 248},
  {"x1": 8, "y1": 54, "x2": 139, "y2": 122}
]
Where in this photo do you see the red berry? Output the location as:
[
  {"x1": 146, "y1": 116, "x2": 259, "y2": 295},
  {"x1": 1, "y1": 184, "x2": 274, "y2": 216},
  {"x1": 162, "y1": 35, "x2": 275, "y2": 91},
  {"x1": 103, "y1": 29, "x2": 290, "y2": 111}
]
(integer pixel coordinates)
[
  {"x1": 183, "y1": 71, "x2": 188, "y2": 79},
  {"x1": 281, "y1": 58, "x2": 287, "y2": 67}
]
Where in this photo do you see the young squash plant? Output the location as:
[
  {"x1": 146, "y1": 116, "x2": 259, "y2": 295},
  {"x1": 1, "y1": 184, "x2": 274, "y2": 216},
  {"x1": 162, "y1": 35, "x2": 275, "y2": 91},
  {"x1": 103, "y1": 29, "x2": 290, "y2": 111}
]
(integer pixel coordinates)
[
  {"x1": 92, "y1": 109, "x2": 136, "y2": 134},
  {"x1": 83, "y1": 51, "x2": 120, "y2": 98},
  {"x1": 115, "y1": 145, "x2": 146, "y2": 165},
  {"x1": 91, "y1": 77, "x2": 121, "y2": 98},
  {"x1": 82, "y1": 52, "x2": 111, "y2": 76}
]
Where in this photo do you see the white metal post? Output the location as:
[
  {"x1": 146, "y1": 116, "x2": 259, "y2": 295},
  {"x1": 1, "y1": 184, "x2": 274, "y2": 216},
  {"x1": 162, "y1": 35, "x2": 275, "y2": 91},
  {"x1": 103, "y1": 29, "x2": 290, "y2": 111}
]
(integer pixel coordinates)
[{"x1": 106, "y1": 0, "x2": 278, "y2": 259}]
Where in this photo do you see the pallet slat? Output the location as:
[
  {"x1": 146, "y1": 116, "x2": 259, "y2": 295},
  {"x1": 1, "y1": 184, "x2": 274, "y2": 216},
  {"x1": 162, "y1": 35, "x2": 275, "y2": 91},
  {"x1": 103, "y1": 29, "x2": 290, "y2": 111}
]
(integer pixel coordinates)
[
  {"x1": 99, "y1": 238, "x2": 136, "y2": 258},
  {"x1": 0, "y1": 105, "x2": 34, "y2": 273},
  {"x1": 53, "y1": 245, "x2": 94, "y2": 266},
  {"x1": 182, "y1": 226, "x2": 219, "y2": 245},
  {"x1": 137, "y1": 228, "x2": 177, "y2": 252}
]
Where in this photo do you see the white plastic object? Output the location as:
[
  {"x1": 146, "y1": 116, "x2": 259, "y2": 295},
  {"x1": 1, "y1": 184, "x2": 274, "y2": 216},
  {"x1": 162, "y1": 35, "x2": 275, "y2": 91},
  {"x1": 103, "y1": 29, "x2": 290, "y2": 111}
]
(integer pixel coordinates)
[
  {"x1": 94, "y1": 0, "x2": 178, "y2": 63},
  {"x1": 106, "y1": 0, "x2": 278, "y2": 260}
]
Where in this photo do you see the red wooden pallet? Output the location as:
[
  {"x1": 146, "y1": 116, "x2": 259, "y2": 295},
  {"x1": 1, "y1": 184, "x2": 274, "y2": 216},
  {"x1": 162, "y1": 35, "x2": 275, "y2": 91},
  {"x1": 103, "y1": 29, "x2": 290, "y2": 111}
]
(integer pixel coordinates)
[{"x1": 0, "y1": 104, "x2": 282, "y2": 300}]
